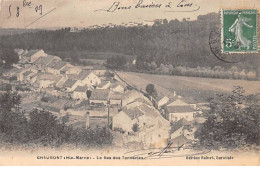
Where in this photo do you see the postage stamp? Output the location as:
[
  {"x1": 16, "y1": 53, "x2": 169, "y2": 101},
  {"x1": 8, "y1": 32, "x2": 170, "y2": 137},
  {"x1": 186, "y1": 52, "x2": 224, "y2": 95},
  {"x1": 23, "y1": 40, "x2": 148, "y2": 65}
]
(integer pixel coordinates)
[{"x1": 221, "y1": 9, "x2": 258, "y2": 53}]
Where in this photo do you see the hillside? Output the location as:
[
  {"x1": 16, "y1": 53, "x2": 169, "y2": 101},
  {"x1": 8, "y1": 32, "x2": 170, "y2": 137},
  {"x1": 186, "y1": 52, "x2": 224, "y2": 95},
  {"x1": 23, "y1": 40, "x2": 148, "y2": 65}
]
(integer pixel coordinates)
[{"x1": 0, "y1": 12, "x2": 259, "y2": 71}]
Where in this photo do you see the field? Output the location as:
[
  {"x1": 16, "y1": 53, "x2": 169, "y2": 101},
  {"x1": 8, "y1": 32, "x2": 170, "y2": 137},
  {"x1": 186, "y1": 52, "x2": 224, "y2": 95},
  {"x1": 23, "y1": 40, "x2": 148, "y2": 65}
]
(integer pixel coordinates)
[{"x1": 117, "y1": 72, "x2": 260, "y2": 102}]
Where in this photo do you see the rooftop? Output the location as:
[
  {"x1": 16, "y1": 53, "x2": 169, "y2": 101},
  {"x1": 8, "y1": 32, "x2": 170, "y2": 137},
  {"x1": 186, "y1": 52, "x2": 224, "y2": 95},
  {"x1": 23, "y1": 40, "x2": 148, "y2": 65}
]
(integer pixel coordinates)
[
  {"x1": 52, "y1": 61, "x2": 68, "y2": 70},
  {"x1": 90, "y1": 89, "x2": 110, "y2": 101},
  {"x1": 46, "y1": 59, "x2": 60, "y2": 68},
  {"x1": 23, "y1": 70, "x2": 33, "y2": 76},
  {"x1": 123, "y1": 107, "x2": 144, "y2": 120},
  {"x1": 98, "y1": 81, "x2": 111, "y2": 88},
  {"x1": 166, "y1": 105, "x2": 195, "y2": 114},
  {"x1": 74, "y1": 85, "x2": 88, "y2": 92},
  {"x1": 77, "y1": 70, "x2": 92, "y2": 80},
  {"x1": 23, "y1": 49, "x2": 42, "y2": 58},
  {"x1": 63, "y1": 79, "x2": 78, "y2": 88},
  {"x1": 170, "y1": 118, "x2": 191, "y2": 134}
]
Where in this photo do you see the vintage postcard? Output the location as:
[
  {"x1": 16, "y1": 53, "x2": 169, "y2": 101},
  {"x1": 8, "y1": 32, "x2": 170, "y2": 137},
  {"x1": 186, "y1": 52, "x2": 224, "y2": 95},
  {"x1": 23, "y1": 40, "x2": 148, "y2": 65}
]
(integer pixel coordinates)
[{"x1": 0, "y1": 0, "x2": 259, "y2": 166}]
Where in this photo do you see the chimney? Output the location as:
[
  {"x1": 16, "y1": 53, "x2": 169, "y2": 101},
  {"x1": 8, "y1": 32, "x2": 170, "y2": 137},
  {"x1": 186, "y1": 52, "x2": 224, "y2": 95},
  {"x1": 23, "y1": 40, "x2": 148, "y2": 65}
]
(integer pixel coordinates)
[{"x1": 86, "y1": 112, "x2": 90, "y2": 129}]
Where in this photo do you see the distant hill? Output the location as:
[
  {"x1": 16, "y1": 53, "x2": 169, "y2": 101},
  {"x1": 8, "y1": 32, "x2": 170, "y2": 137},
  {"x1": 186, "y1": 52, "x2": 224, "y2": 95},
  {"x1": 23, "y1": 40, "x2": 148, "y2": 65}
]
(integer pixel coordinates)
[
  {"x1": 0, "y1": 13, "x2": 259, "y2": 72},
  {"x1": 0, "y1": 28, "x2": 43, "y2": 36}
]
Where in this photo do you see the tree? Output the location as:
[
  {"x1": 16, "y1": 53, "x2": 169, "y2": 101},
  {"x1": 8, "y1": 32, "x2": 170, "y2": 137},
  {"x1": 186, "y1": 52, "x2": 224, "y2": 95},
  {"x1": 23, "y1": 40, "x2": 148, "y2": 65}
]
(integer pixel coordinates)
[
  {"x1": 106, "y1": 56, "x2": 127, "y2": 69},
  {"x1": 0, "y1": 92, "x2": 28, "y2": 143},
  {"x1": 28, "y1": 109, "x2": 69, "y2": 143},
  {"x1": 195, "y1": 86, "x2": 260, "y2": 150},
  {"x1": 145, "y1": 84, "x2": 157, "y2": 99},
  {"x1": 132, "y1": 123, "x2": 139, "y2": 132},
  {"x1": 86, "y1": 90, "x2": 92, "y2": 100},
  {"x1": 0, "y1": 48, "x2": 19, "y2": 67}
]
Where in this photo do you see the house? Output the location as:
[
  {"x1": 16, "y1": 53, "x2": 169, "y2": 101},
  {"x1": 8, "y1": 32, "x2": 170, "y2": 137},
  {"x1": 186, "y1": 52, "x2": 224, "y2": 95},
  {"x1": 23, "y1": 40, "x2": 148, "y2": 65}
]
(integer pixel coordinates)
[
  {"x1": 22, "y1": 70, "x2": 39, "y2": 84},
  {"x1": 77, "y1": 70, "x2": 101, "y2": 87},
  {"x1": 89, "y1": 89, "x2": 110, "y2": 105},
  {"x1": 36, "y1": 74, "x2": 57, "y2": 89},
  {"x1": 45, "y1": 59, "x2": 61, "y2": 74},
  {"x1": 55, "y1": 75, "x2": 68, "y2": 88},
  {"x1": 110, "y1": 82, "x2": 125, "y2": 93},
  {"x1": 60, "y1": 65, "x2": 73, "y2": 75},
  {"x1": 113, "y1": 103, "x2": 170, "y2": 148},
  {"x1": 21, "y1": 49, "x2": 47, "y2": 63},
  {"x1": 109, "y1": 92, "x2": 122, "y2": 106},
  {"x1": 34, "y1": 55, "x2": 61, "y2": 72},
  {"x1": 155, "y1": 96, "x2": 170, "y2": 109},
  {"x1": 65, "y1": 66, "x2": 82, "y2": 75},
  {"x1": 48, "y1": 61, "x2": 71, "y2": 75},
  {"x1": 113, "y1": 107, "x2": 144, "y2": 132},
  {"x1": 14, "y1": 49, "x2": 25, "y2": 56},
  {"x1": 96, "y1": 81, "x2": 111, "y2": 90},
  {"x1": 93, "y1": 69, "x2": 107, "y2": 76},
  {"x1": 165, "y1": 99, "x2": 197, "y2": 122},
  {"x1": 170, "y1": 118, "x2": 193, "y2": 140},
  {"x1": 14, "y1": 49, "x2": 28, "y2": 61},
  {"x1": 63, "y1": 79, "x2": 81, "y2": 92},
  {"x1": 16, "y1": 67, "x2": 38, "y2": 82},
  {"x1": 72, "y1": 85, "x2": 89, "y2": 100},
  {"x1": 121, "y1": 90, "x2": 151, "y2": 107}
]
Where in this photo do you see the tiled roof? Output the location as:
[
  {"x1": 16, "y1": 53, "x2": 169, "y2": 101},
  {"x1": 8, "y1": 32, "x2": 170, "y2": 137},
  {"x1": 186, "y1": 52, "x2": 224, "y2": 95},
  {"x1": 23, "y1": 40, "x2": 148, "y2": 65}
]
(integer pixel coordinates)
[
  {"x1": 60, "y1": 65, "x2": 71, "y2": 72},
  {"x1": 123, "y1": 107, "x2": 144, "y2": 120},
  {"x1": 111, "y1": 81, "x2": 125, "y2": 89},
  {"x1": 138, "y1": 104, "x2": 159, "y2": 118},
  {"x1": 46, "y1": 59, "x2": 60, "y2": 68},
  {"x1": 66, "y1": 74, "x2": 77, "y2": 80},
  {"x1": 37, "y1": 74, "x2": 56, "y2": 81},
  {"x1": 77, "y1": 70, "x2": 92, "y2": 80},
  {"x1": 166, "y1": 105, "x2": 195, "y2": 114},
  {"x1": 41, "y1": 55, "x2": 59, "y2": 65},
  {"x1": 109, "y1": 92, "x2": 122, "y2": 100},
  {"x1": 52, "y1": 61, "x2": 68, "y2": 70},
  {"x1": 170, "y1": 118, "x2": 190, "y2": 134},
  {"x1": 98, "y1": 81, "x2": 111, "y2": 88},
  {"x1": 23, "y1": 49, "x2": 42, "y2": 57},
  {"x1": 23, "y1": 70, "x2": 33, "y2": 76},
  {"x1": 63, "y1": 79, "x2": 77, "y2": 88},
  {"x1": 74, "y1": 85, "x2": 88, "y2": 92},
  {"x1": 90, "y1": 89, "x2": 110, "y2": 101}
]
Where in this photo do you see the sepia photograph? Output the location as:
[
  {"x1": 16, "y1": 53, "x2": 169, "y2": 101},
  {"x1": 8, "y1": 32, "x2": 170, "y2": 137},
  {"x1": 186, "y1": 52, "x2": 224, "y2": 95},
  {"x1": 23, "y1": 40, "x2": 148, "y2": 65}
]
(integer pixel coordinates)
[{"x1": 0, "y1": 0, "x2": 259, "y2": 166}]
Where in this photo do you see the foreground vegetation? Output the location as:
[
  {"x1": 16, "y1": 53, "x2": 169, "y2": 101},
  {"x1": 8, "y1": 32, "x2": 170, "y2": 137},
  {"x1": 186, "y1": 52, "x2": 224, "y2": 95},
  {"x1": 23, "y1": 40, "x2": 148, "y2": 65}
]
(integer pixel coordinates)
[
  {"x1": 0, "y1": 92, "x2": 113, "y2": 148},
  {"x1": 195, "y1": 86, "x2": 260, "y2": 149}
]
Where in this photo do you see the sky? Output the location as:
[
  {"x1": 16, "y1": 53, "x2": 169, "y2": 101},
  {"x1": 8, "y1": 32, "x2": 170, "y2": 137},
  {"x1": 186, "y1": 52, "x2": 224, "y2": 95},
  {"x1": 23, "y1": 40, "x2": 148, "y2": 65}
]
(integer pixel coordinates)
[{"x1": 0, "y1": 0, "x2": 259, "y2": 29}]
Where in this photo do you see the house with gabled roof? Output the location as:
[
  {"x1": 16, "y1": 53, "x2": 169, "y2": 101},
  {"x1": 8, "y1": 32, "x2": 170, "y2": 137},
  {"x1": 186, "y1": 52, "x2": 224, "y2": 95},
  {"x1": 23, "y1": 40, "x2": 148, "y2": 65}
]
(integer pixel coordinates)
[
  {"x1": 48, "y1": 61, "x2": 71, "y2": 75},
  {"x1": 21, "y1": 49, "x2": 47, "y2": 63},
  {"x1": 112, "y1": 102, "x2": 171, "y2": 147},
  {"x1": 63, "y1": 79, "x2": 81, "y2": 92},
  {"x1": 36, "y1": 73, "x2": 57, "y2": 89},
  {"x1": 89, "y1": 89, "x2": 110, "y2": 105},
  {"x1": 170, "y1": 118, "x2": 194, "y2": 140},
  {"x1": 110, "y1": 81, "x2": 125, "y2": 93},
  {"x1": 165, "y1": 99, "x2": 197, "y2": 122},
  {"x1": 72, "y1": 85, "x2": 89, "y2": 100},
  {"x1": 109, "y1": 92, "x2": 122, "y2": 106},
  {"x1": 96, "y1": 81, "x2": 111, "y2": 90},
  {"x1": 34, "y1": 55, "x2": 61, "y2": 72},
  {"x1": 65, "y1": 66, "x2": 82, "y2": 75},
  {"x1": 77, "y1": 70, "x2": 101, "y2": 87}
]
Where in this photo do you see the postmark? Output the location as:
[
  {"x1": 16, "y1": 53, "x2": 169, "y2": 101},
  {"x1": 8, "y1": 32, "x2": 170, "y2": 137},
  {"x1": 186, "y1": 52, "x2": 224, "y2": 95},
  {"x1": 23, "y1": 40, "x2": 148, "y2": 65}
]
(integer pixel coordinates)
[
  {"x1": 221, "y1": 9, "x2": 258, "y2": 53},
  {"x1": 209, "y1": 26, "x2": 246, "y2": 63}
]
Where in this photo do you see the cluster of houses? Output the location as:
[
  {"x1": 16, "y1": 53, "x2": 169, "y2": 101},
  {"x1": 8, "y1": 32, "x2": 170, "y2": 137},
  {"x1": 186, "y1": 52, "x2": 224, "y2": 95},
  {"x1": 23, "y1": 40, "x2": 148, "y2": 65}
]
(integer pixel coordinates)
[{"x1": 1, "y1": 48, "x2": 208, "y2": 149}]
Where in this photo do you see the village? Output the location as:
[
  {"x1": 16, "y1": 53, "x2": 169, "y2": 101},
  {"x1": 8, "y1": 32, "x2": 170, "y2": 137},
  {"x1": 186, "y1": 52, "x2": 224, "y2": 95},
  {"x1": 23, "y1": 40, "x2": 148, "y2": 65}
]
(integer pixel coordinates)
[{"x1": 0, "y1": 49, "x2": 209, "y2": 149}]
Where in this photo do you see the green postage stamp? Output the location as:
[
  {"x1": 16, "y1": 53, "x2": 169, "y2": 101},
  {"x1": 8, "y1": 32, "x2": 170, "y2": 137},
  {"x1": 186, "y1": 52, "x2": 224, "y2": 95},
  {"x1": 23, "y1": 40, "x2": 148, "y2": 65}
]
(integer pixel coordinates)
[{"x1": 221, "y1": 9, "x2": 258, "y2": 53}]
